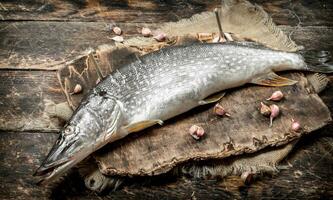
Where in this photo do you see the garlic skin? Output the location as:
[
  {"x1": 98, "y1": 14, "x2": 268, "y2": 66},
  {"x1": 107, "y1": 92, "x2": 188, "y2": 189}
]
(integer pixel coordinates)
[
  {"x1": 112, "y1": 26, "x2": 122, "y2": 35},
  {"x1": 153, "y1": 31, "x2": 167, "y2": 42},
  {"x1": 212, "y1": 36, "x2": 226, "y2": 43},
  {"x1": 224, "y1": 32, "x2": 234, "y2": 41},
  {"x1": 267, "y1": 90, "x2": 284, "y2": 101},
  {"x1": 212, "y1": 36, "x2": 220, "y2": 43},
  {"x1": 189, "y1": 125, "x2": 205, "y2": 140},
  {"x1": 241, "y1": 171, "x2": 254, "y2": 184},
  {"x1": 291, "y1": 119, "x2": 301, "y2": 132},
  {"x1": 269, "y1": 104, "x2": 280, "y2": 127},
  {"x1": 214, "y1": 104, "x2": 230, "y2": 117},
  {"x1": 260, "y1": 102, "x2": 271, "y2": 117},
  {"x1": 111, "y1": 36, "x2": 124, "y2": 43},
  {"x1": 141, "y1": 27, "x2": 152, "y2": 37}
]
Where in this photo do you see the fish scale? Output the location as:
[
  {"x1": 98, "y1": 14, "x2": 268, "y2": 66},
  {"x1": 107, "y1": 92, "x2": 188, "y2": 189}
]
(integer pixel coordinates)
[{"x1": 95, "y1": 43, "x2": 303, "y2": 123}]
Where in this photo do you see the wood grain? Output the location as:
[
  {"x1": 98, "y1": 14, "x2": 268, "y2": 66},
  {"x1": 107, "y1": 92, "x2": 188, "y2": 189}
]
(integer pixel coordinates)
[
  {"x1": 0, "y1": 21, "x2": 128, "y2": 69},
  {"x1": 1, "y1": 26, "x2": 332, "y2": 132},
  {"x1": 0, "y1": 23, "x2": 332, "y2": 69},
  {"x1": 0, "y1": 130, "x2": 331, "y2": 199},
  {"x1": 0, "y1": 70, "x2": 65, "y2": 131},
  {"x1": 0, "y1": 0, "x2": 331, "y2": 27},
  {"x1": 0, "y1": 0, "x2": 218, "y2": 22},
  {"x1": 0, "y1": 0, "x2": 332, "y2": 199}
]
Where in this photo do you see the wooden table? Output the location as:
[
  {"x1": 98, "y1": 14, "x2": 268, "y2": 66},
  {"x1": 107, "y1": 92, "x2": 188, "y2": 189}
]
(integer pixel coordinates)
[{"x1": 0, "y1": 1, "x2": 332, "y2": 199}]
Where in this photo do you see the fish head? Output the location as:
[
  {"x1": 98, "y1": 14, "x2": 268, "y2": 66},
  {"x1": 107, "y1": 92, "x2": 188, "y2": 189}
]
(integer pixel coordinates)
[{"x1": 34, "y1": 91, "x2": 123, "y2": 184}]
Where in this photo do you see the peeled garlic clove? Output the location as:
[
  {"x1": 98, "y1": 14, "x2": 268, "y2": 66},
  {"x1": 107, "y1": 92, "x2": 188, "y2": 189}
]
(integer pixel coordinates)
[
  {"x1": 112, "y1": 26, "x2": 122, "y2": 35},
  {"x1": 291, "y1": 119, "x2": 301, "y2": 132},
  {"x1": 111, "y1": 36, "x2": 124, "y2": 43},
  {"x1": 141, "y1": 27, "x2": 152, "y2": 37},
  {"x1": 153, "y1": 31, "x2": 167, "y2": 42},
  {"x1": 214, "y1": 104, "x2": 230, "y2": 117},
  {"x1": 260, "y1": 102, "x2": 271, "y2": 117},
  {"x1": 267, "y1": 90, "x2": 284, "y2": 101},
  {"x1": 219, "y1": 36, "x2": 226, "y2": 43},
  {"x1": 96, "y1": 78, "x2": 101, "y2": 85},
  {"x1": 189, "y1": 125, "x2": 205, "y2": 140},
  {"x1": 269, "y1": 104, "x2": 280, "y2": 127},
  {"x1": 73, "y1": 84, "x2": 82, "y2": 94}
]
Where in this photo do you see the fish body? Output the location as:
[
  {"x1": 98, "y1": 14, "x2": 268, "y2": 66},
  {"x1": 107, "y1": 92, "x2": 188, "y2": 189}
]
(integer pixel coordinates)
[
  {"x1": 35, "y1": 42, "x2": 331, "y2": 183},
  {"x1": 96, "y1": 42, "x2": 304, "y2": 124}
]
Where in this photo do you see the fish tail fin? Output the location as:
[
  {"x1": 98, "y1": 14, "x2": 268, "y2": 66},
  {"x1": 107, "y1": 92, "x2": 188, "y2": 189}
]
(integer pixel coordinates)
[{"x1": 301, "y1": 50, "x2": 333, "y2": 73}]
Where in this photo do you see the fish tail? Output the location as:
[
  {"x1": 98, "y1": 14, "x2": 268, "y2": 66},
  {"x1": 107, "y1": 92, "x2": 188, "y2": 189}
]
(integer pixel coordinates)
[{"x1": 301, "y1": 50, "x2": 333, "y2": 73}]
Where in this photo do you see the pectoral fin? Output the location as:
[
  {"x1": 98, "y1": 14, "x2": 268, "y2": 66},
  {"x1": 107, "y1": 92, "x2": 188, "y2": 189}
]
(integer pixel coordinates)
[
  {"x1": 124, "y1": 119, "x2": 164, "y2": 133},
  {"x1": 199, "y1": 91, "x2": 226, "y2": 105},
  {"x1": 251, "y1": 72, "x2": 298, "y2": 86}
]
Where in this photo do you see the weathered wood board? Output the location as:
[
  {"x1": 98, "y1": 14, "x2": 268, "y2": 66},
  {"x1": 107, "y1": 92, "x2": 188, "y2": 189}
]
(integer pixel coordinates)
[
  {"x1": 0, "y1": 0, "x2": 332, "y2": 199},
  {"x1": 0, "y1": 21, "x2": 333, "y2": 70},
  {"x1": 0, "y1": 0, "x2": 331, "y2": 26},
  {"x1": 0, "y1": 0, "x2": 220, "y2": 22},
  {"x1": 95, "y1": 73, "x2": 331, "y2": 176},
  {"x1": 0, "y1": 71, "x2": 65, "y2": 131},
  {"x1": 0, "y1": 26, "x2": 332, "y2": 132},
  {"x1": 0, "y1": 129, "x2": 332, "y2": 199},
  {"x1": 0, "y1": 24, "x2": 332, "y2": 69}
]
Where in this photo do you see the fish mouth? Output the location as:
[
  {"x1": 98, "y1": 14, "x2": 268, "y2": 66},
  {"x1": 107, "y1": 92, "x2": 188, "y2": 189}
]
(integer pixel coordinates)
[
  {"x1": 34, "y1": 157, "x2": 70, "y2": 177},
  {"x1": 34, "y1": 93, "x2": 123, "y2": 184},
  {"x1": 34, "y1": 158, "x2": 78, "y2": 185},
  {"x1": 33, "y1": 134, "x2": 95, "y2": 185},
  {"x1": 34, "y1": 147, "x2": 91, "y2": 185}
]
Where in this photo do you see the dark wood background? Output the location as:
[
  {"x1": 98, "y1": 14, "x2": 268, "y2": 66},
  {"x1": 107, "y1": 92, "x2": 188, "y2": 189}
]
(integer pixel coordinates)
[{"x1": 0, "y1": 0, "x2": 332, "y2": 199}]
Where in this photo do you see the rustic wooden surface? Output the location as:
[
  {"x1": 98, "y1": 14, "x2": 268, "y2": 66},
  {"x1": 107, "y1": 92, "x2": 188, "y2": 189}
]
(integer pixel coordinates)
[{"x1": 0, "y1": 0, "x2": 332, "y2": 199}]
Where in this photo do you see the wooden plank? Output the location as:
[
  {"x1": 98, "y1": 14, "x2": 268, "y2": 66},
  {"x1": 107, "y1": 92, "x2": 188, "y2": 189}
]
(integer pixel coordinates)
[
  {"x1": 258, "y1": 0, "x2": 333, "y2": 26},
  {"x1": 283, "y1": 26, "x2": 333, "y2": 50},
  {"x1": 0, "y1": 130, "x2": 332, "y2": 199},
  {"x1": 0, "y1": 0, "x2": 220, "y2": 22},
  {"x1": 0, "y1": 21, "x2": 332, "y2": 69},
  {"x1": 0, "y1": 21, "x2": 147, "y2": 69},
  {"x1": 0, "y1": 1, "x2": 331, "y2": 199},
  {"x1": 0, "y1": 70, "x2": 65, "y2": 131},
  {"x1": 0, "y1": 0, "x2": 332, "y2": 27},
  {"x1": 0, "y1": 26, "x2": 332, "y2": 132},
  {"x1": 0, "y1": 132, "x2": 57, "y2": 199}
]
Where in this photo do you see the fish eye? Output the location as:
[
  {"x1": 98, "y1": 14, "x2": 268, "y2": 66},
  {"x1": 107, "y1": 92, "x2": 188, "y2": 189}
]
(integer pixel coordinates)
[{"x1": 64, "y1": 125, "x2": 74, "y2": 135}]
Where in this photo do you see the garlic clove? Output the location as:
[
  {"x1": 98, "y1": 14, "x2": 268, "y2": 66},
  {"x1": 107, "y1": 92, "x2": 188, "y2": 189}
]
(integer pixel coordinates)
[
  {"x1": 260, "y1": 102, "x2": 271, "y2": 117},
  {"x1": 111, "y1": 36, "x2": 124, "y2": 43},
  {"x1": 269, "y1": 104, "x2": 280, "y2": 127},
  {"x1": 153, "y1": 31, "x2": 167, "y2": 42},
  {"x1": 241, "y1": 171, "x2": 254, "y2": 184},
  {"x1": 291, "y1": 119, "x2": 301, "y2": 132},
  {"x1": 224, "y1": 32, "x2": 234, "y2": 41},
  {"x1": 96, "y1": 78, "x2": 101, "y2": 85},
  {"x1": 112, "y1": 26, "x2": 122, "y2": 35},
  {"x1": 73, "y1": 84, "x2": 83, "y2": 94},
  {"x1": 214, "y1": 104, "x2": 230, "y2": 117},
  {"x1": 267, "y1": 90, "x2": 284, "y2": 101},
  {"x1": 212, "y1": 36, "x2": 220, "y2": 43},
  {"x1": 189, "y1": 125, "x2": 205, "y2": 140},
  {"x1": 141, "y1": 27, "x2": 152, "y2": 37}
]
